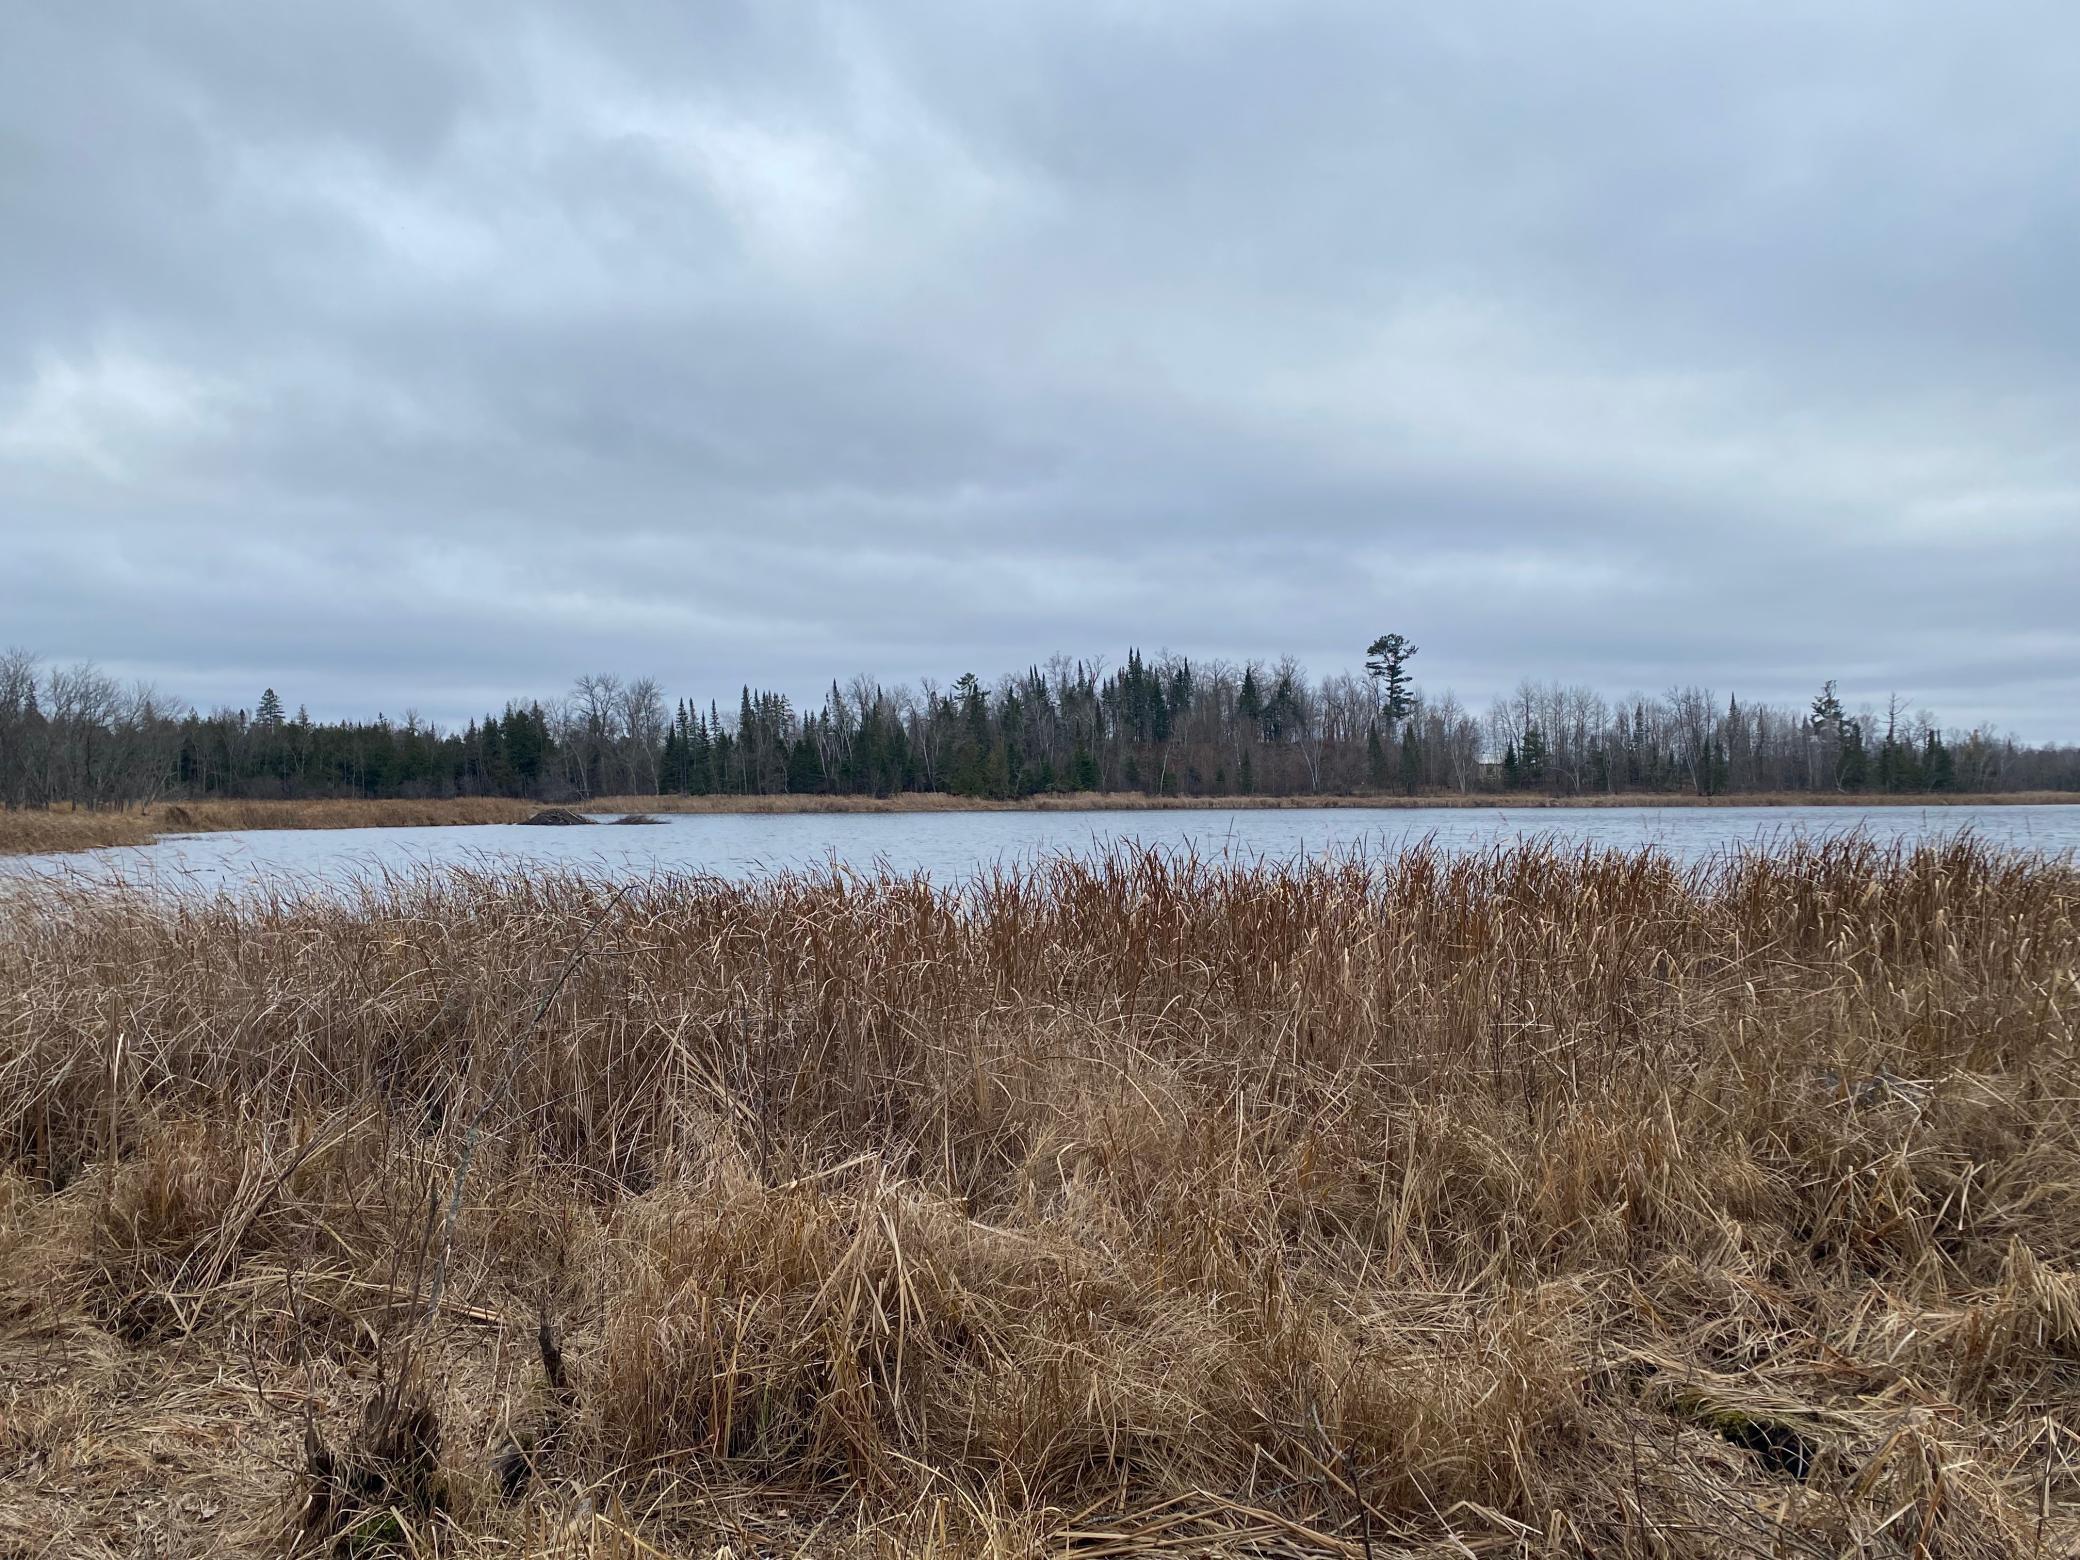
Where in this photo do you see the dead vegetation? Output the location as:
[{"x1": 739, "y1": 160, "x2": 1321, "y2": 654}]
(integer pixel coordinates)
[
  {"x1": 0, "y1": 798, "x2": 544, "y2": 857},
  {"x1": 1, "y1": 837, "x2": 2077, "y2": 1556},
  {"x1": 0, "y1": 804, "x2": 162, "y2": 854}
]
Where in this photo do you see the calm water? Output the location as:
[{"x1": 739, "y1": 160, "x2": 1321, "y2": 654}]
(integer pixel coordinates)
[{"x1": 5, "y1": 805, "x2": 2075, "y2": 895}]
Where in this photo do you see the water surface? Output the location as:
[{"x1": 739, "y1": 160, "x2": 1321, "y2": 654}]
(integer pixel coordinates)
[{"x1": 6, "y1": 804, "x2": 2074, "y2": 895}]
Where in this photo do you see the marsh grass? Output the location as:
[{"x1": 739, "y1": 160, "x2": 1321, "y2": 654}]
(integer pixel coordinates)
[
  {"x1": 0, "y1": 798, "x2": 544, "y2": 857},
  {"x1": 0, "y1": 803, "x2": 162, "y2": 854},
  {"x1": 1, "y1": 838, "x2": 2077, "y2": 1555}
]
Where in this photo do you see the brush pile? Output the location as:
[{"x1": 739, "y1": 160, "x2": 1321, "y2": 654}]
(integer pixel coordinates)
[{"x1": 2, "y1": 837, "x2": 2077, "y2": 1556}]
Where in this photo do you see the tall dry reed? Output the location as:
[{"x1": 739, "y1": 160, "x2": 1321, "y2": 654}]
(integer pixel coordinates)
[{"x1": 1, "y1": 838, "x2": 2076, "y2": 1556}]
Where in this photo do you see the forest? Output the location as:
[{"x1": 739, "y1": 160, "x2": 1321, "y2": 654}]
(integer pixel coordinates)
[{"x1": 2, "y1": 640, "x2": 2075, "y2": 810}]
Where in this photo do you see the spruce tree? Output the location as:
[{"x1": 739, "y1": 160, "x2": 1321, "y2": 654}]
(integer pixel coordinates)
[
  {"x1": 1518, "y1": 724, "x2": 1548, "y2": 788},
  {"x1": 1838, "y1": 720, "x2": 1868, "y2": 790},
  {"x1": 1924, "y1": 730, "x2": 1953, "y2": 791},
  {"x1": 1238, "y1": 668, "x2": 1262, "y2": 729}
]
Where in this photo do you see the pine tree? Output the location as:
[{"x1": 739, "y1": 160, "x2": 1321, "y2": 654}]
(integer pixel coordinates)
[
  {"x1": 1238, "y1": 667, "x2": 1262, "y2": 729},
  {"x1": 1839, "y1": 720, "x2": 1868, "y2": 790},
  {"x1": 1924, "y1": 730, "x2": 1953, "y2": 791},
  {"x1": 1517, "y1": 724, "x2": 1548, "y2": 788},
  {"x1": 787, "y1": 735, "x2": 822, "y2": 794},
  {"x1": 1363, "y1": 633, "x2": 1419, "y2": 727},
  {"x1": 1810, "y1": 681, "x2": 1862, "y2": 791},
  {"x1": 1073, "y1": 745, "x2": 1100, "y2": 792}
]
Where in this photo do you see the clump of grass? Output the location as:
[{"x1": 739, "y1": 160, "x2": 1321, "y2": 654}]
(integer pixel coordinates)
[
  {"x1": 0, "y1": 797, "x2": 548, "y2": 857},
  {"x1": 83, "y1": 1118, "x2": 259, "y2": 1337},
  {"x1": 148, "y1": 796, "x2": 540, "y2": 835},
  {"x1": 297, "y1": 1383, "x2": 450, "y2": 1556},
  {"x1": 0, "y1": 838, "x2": 2077, "y2": 1554},
  {"x1": 0, "y1": 803, "x2": 159, "y2": 855}
]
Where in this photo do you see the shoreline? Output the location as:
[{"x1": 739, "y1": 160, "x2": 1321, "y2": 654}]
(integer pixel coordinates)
[
  {"x1": 3, "y1": 788, "x2": 2073, "y2": 858},
  {"x1": 603, "y1": 788, "x2": 2075, "y2": 815}
]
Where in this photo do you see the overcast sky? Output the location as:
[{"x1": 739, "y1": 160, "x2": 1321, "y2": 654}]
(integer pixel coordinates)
[{"x1": 3, "y1": 3, "x2": 2075, "y2": 737}]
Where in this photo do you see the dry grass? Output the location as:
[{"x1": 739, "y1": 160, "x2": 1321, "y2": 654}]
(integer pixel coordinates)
[
  {"x1": 2, "y1": 838, "x2": 2079, "y2": 1556},
  {"x1": 145, "y1": 797, "x2": 542, "y2": 834},
  {"x1": 0, "y1": 798, "x2": 541, "y2": 857},
  {"x1": 0, "y1": 805, "x2": 162, "y2": 854}
]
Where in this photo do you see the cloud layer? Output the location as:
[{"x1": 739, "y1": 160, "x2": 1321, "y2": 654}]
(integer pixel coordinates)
[{"x1": 4, "y1": 2, "x2": 2075, "y2": 734}]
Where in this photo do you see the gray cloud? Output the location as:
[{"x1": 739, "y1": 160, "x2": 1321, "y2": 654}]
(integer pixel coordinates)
[{"x1": 3, "y1": 1, "x2": 2075, "y2": 736}]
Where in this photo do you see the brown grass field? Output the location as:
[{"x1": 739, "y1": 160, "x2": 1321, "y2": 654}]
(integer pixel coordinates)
[
  {"x1": 3, "y1": 790, "x2": 2072, "y2": 858},
  {"x1": 2, "y1": 837, "x2": 2077, "y2": 1556},
  {"x1": 0, "y1": 799, "x2": 541, "y2": 856}
]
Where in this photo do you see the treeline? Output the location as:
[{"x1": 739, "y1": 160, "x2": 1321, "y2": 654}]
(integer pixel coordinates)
[{"x1": 3, "y1": 643, "x2": 2076, "y2": 811}]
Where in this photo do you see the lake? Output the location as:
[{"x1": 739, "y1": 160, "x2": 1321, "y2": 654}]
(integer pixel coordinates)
[{"x1": 4, "y1": 803, "x2": 2075, "y2": 895}]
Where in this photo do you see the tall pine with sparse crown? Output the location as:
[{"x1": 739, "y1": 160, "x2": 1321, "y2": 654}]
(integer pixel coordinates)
[{"x1": 1364, "y1": 634, "x2": 1418, "y2": 729}]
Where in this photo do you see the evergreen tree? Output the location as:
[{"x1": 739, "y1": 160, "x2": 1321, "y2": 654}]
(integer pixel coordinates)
[
  {"x1": 1839, "y1": 720, "x2": 1868, "y2": 790},
  {"x1": 1517, "y1": 723, "x2": 1548, "y2": 788},
  {"x1": 1810, "y1": 681, "x2": 1864, "y2": 791},
  {"x1": 787, "y1": 734, "x2": 823, "y2": 794},
  {"x1": 1703, "y1": 735, "x2": 1730, "y2": 796},
  {"x1": 1238, "y1": 667, "x2": 1262, "y2": 729},
  {"x1": 1924, "y1": 730, "x2": 1953, "y2": 791},
  {"x1": 1073, "y1": 744, "x2": 1100, "y2": 792},
  {"x1": 1363, "y1": 633, "x2": 1419, "y2": 727}
]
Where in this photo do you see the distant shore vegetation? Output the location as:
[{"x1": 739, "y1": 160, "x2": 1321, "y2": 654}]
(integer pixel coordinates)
[{"x1": 3, "y1": 639, "x2": 2075, "y2": 815}]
